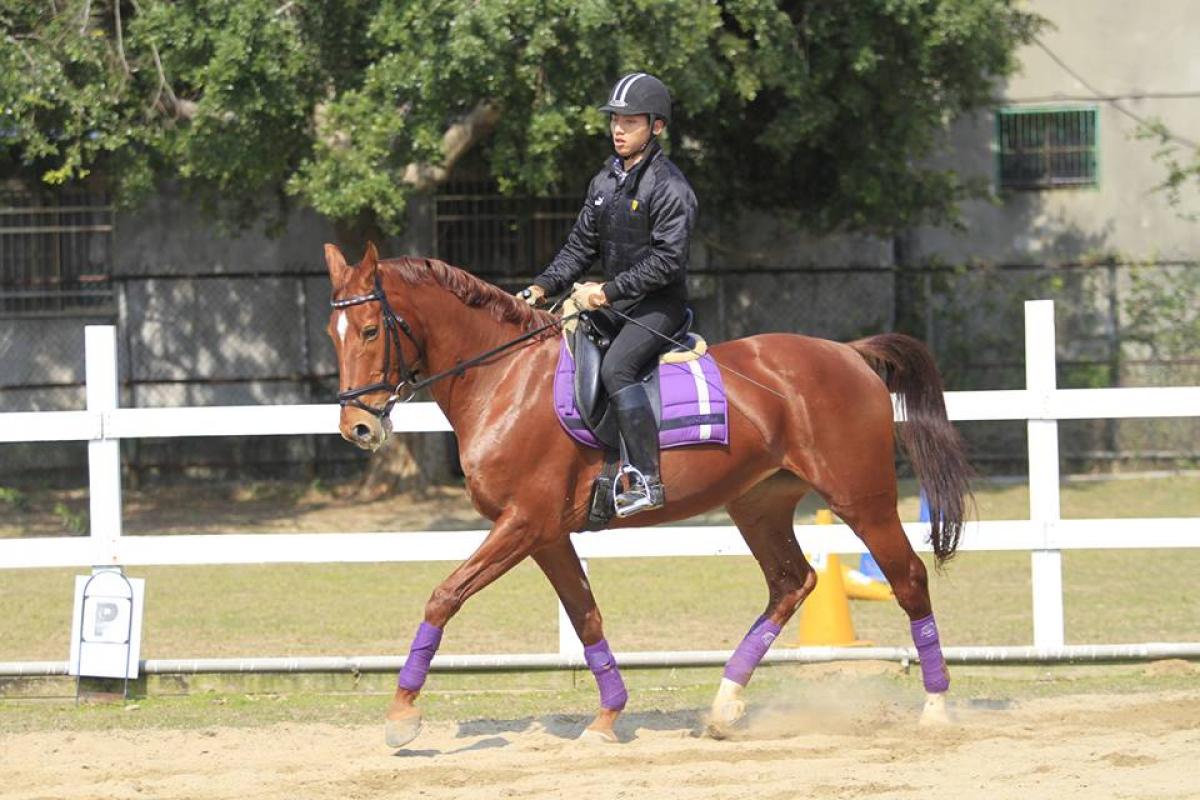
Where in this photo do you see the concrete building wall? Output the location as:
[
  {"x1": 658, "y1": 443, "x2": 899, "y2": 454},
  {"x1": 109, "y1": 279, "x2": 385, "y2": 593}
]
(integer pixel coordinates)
[
  {"x1": 912, "y1": 0, "x2": 1200, "y2": 263},
  {"x1": 114, "y1": 189, "x2": 338, "y2": 277}
]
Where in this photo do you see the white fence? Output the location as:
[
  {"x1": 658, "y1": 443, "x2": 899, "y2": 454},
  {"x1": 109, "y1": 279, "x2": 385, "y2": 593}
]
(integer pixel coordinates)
[{"x1": 1, "y1": 300, "x2": 1198, "y2": 654}]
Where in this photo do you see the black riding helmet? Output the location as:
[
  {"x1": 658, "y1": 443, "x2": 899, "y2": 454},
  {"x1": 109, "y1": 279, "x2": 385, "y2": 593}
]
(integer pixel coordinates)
[{"x1": 598, "y1": 73, "x2": 672, "y2": 125}]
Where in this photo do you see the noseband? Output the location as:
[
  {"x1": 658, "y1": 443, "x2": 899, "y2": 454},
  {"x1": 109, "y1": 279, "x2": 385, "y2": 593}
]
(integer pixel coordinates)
[{"x1": 331, "y1": 274, "x2": 424, "y2": 419}]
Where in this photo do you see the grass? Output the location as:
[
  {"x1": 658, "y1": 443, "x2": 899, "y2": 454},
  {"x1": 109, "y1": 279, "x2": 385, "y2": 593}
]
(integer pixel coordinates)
[
  {"x1": 0, "y1": 475, "x2": 1197, "y2": 664},
  {"x1": 2, "y1": 549, "x2": 1198, "y2": 664}
]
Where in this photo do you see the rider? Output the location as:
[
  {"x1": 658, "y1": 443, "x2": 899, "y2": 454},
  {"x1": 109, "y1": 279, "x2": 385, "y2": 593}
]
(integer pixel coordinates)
[{"x1": 519, "y1": 72, "x2": 698, "y2": 518}]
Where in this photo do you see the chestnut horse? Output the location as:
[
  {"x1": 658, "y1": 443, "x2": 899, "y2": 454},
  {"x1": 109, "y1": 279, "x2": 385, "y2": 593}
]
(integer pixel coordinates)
[{"x1": 325, "y1": 243, "x2": 971, "y2": 747}]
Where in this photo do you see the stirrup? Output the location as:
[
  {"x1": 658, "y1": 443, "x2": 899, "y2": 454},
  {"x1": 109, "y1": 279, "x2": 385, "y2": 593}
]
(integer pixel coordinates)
[{"x1": 612, "y1": 465, "x2": 664, "y2": 518}]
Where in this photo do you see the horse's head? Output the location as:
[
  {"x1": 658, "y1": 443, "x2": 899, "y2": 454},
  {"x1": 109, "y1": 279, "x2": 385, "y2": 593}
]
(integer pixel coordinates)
[{"x1": 325, "y1": 242, "x2": 424, "y2": 451}]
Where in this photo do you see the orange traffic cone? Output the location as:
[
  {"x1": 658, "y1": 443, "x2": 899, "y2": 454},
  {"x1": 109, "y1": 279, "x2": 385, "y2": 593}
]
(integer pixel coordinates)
[
  {"x1": 797, "y1": 510, "x2": 870, "y2": 646},
  {"x1": 842, "y1": 563, "x2": 894, "y2": 601}
]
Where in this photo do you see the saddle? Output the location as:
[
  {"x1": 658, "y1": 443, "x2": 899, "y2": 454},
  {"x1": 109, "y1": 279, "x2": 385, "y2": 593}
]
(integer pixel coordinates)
[
  {"x1": 554, "y1": 300, "x2": 726, "y2": 530},
  {"x1": 567, "y1": 304, "x2": 704, "y2": 450}
]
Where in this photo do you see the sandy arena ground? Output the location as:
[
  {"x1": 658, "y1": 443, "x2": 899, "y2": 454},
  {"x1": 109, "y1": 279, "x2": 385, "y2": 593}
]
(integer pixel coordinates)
[{"x1": 4, "y1": 688, "x2": 1199, "y2": 800}]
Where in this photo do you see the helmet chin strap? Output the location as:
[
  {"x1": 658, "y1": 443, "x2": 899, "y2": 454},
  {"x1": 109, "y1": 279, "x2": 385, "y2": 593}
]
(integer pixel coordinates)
[{"x1": 636, "y1": 115, "x2": 657, "y2": 154}]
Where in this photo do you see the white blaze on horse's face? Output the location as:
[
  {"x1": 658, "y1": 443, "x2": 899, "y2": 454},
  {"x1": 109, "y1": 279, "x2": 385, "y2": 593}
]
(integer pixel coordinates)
[
  {"x1": 336, "y1": 311, "x2": 349, "y2": 345},
  {"x1": 327, "y1": 305, "x2": 389, "y2": 452}
]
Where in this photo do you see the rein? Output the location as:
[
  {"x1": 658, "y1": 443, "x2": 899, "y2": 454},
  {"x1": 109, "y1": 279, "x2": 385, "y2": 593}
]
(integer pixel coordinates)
[
  {"x1": 333, "y1": 274, "x2": 787, "y2": 419},
  {"x1": 407, "y1": 317, "x2": 563, "y2": 392},
  {"x1": 332, "y1": 275, "x2": 566, "y2": 418}
]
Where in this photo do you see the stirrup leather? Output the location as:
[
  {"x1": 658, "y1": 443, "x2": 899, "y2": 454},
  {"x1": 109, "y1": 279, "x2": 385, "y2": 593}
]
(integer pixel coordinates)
[{"x1": 612, "y1": 464, "x2": 665, "y2": 518}]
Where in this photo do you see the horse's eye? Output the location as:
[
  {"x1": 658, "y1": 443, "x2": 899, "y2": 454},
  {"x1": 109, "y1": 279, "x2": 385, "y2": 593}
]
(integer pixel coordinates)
[{"x1": 363, "y1": 326, "x2": 379, "y2": 341}]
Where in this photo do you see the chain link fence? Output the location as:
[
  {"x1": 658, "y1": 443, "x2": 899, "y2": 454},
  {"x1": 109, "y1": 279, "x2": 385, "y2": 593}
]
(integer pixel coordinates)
[
  {"x1": 891, "y1": 261, "x2": 1199, "y2": 471},
  {"x1": 2, "y1": 243, "x2": 1197, "y2": 482}
]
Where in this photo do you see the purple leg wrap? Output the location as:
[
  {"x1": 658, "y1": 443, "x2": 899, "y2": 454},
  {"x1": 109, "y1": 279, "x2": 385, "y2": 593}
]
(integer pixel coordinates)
[
  {"x1": 743, "y1": 614, "x2": 768, "y2": 637},
  {"x1": 722, "y1": 618, "x2": 782, "y2": 686},
  {"x1": 910, "y1": 613, "x2": 950, "y2": 693},
  {"x1": 584, "y1": 639, "x2": 628, "y2": 711},
  {"x1": 398, "y1": 621, "x2": 443, "y2": 692}
]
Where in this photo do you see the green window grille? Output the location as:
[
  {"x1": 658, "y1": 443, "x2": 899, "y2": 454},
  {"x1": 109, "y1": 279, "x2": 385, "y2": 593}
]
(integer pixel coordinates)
[{"x1": 996, "y1": 107, "x2": 1098, "y2": 190}]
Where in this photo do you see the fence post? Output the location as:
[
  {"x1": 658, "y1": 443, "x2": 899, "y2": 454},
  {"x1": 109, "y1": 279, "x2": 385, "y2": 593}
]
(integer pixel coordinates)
[
  {"x1": 1025, "y1": 301, "x2": 1064, "y2": 648},
  {"x1": 85, "y1": 325, "x2": 123, "y2": 566},
  {"x1": 558, "y1": 557, "x2": 588, "y2": 658}
]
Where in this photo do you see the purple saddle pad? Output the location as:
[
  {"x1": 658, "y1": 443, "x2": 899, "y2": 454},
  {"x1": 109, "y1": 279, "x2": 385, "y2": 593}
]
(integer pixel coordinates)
[{"x1": 553, "y1": 338, "x2": 729, "y2": 450}]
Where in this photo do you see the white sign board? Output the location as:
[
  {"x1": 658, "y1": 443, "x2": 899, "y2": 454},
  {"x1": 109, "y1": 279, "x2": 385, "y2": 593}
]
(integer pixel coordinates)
[{"x1": 68, "y1": 570, "x2": 145, "y2": 679}]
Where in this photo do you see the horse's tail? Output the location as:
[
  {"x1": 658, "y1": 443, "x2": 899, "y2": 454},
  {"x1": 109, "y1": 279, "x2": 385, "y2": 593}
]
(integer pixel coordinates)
[{"x1": 849, "y1": 333, "x2": 974, "y2": 566}]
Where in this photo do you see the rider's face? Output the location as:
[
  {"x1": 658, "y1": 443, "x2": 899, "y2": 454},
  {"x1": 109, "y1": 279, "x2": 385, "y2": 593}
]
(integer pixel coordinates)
[{"x1": 610, "y1": 113, "x2": 663, "y2": 159}]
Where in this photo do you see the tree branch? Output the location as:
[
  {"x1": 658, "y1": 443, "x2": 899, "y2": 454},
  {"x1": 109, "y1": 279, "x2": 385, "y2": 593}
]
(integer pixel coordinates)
[
  {"x1": 312, "y1": 95, "x2": 495, "y2": 190},
  {"x1": 401, "y1": 100, "x2": 500, "y2": 191},
  {"x1": 113, "y1": 0, "x2": 131, "y2": 76},
  {"x1": 121, "y1": 0, "x2": 194, "y2": 120},
  {"x1": 5, "y1": 35, "x2": 37, "y2": 68},
  {"x1": 143, "y1": 40, "x2": 197, "y2": 120},
  {"x1": 313, "y1": 97, "x2": 351, "y2": 150},
  {"x1": 148, "y1": 40, "x2": 184, "y2": 116}
]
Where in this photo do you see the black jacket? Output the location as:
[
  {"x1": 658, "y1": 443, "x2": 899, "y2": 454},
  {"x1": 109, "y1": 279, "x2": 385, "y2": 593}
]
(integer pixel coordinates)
[{"x1": 533, "y1": 142, "x2": 697, "y2": 308}]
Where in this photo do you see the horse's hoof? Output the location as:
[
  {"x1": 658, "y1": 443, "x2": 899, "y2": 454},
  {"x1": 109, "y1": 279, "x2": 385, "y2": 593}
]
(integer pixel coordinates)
[
  {"x1": 704, "y1": 719, "x2": 733, "y2": 740},
  {"x1": 705, "y1": 712, "x2": 742, "y2": 740},
  {"x1": 578, "y1": 726, "x2": 618, "y2": 744},
  {"x1": 918, "y1": 693, "x2": 954, "y2": 727},
  {"x1": 385, "y1": 714, "x2": 424, "y2": 748},
  {"x1": 712, "y1": 698, "x2": 746, "y2": 725},
  {"x1": 705, "y1": 698, "x2": 745, "y2": 739},
  {"x1": 706, "y1": 677, "x2": 747, "y2": 739}
]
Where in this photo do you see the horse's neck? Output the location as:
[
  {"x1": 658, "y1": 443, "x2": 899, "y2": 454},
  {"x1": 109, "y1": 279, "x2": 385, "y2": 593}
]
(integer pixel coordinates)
[{"x1": 416, "y1": 288, "x2": 539, "y2": 420}]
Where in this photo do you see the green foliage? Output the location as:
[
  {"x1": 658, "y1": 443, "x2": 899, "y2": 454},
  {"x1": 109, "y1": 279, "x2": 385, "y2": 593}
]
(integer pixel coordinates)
[
  {"x1": 1136, "y1": 119, "x2": 1200, "y2": 221},
  {"x1": 0, "y1": 485, "x2": 28, "y2": 511},
  {"x1": 1122, "y1": 119, "x2": 1200, "y2": 371},
  {"x1": 52, "y1": 501, "x2": 88, "y2": 535},
  {"x1": 1123, "y1": 261, "x2": 1200, "y2": 362},
  {"x1": 1, "y1": 0, "x2": 1041, "y2": 234}
]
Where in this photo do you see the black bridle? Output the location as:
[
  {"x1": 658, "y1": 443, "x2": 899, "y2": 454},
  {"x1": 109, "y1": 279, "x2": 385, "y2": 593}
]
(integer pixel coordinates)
[
  {"x1": 332, "y1": 274, "x2": 566, "y2": 420},
  {"x1": 331, "y1": 273, "x2": 425, "y2": 420}
]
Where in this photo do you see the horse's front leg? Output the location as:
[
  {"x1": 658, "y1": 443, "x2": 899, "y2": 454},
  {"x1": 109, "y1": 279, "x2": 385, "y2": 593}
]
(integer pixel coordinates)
[
  {"x1": 532, "y1": 538, "x2": 627, "y2": 743},
  {"x1": 386, "y1": 510, "x2": 543, "y2": 748}
]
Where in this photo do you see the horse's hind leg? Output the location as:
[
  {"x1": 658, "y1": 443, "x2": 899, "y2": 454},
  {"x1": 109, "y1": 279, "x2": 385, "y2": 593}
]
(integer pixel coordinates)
[
  {"x1": 707, "y1": 472, "x2": 816, "y2": 738},
  {"x1": 831, "y1": 493, "x2": 952, "y2": 725}
]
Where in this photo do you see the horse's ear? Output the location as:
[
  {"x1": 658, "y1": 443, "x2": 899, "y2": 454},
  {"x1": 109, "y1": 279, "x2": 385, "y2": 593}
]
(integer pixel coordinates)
[
  {"x1": 324, "y1": 243, "x2": 349, "y2": 283},
  {"x1": 352, "y1": 241, "x2": 380, "y2": 289},
  {"x1": 363, "y1": 240, "x2": 380, "y2": 269}
]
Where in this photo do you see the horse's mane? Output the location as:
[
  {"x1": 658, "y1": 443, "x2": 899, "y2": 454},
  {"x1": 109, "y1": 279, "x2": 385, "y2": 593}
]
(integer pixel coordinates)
[{"x1": 382, "y1": 257, "x2": 557, "y2": 330}]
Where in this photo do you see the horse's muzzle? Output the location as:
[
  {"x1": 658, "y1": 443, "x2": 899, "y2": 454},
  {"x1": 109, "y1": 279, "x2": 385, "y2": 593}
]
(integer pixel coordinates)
[{"x1": 341, "y1": 412, "x2": 391, "y2": 451}]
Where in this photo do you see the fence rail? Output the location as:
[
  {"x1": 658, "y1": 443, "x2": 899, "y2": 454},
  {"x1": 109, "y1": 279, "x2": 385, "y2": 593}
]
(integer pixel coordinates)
[{"x1": 1, "y1": 301, "x2": 1198, "y2": 653}]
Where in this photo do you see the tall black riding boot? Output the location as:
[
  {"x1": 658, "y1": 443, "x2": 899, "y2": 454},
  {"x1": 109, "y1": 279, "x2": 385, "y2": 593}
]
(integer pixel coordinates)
[{"x1": 610, "y1": 383, "x2": 666, "y2": 517}]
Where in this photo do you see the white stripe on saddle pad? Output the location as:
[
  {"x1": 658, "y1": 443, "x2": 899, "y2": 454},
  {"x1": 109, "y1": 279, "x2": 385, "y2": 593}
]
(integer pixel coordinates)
[{"x1": 687, "y1": 358, "x2": 711, "y2": 440}]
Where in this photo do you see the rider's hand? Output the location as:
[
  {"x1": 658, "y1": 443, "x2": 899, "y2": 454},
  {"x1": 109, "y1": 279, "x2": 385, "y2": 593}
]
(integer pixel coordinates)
[
  {"x1": 516, "y1": 284, "x2": 546, "y2": 307},
  {"x1": 571, "y1": 282, "x2": 609, "y2": 310}
]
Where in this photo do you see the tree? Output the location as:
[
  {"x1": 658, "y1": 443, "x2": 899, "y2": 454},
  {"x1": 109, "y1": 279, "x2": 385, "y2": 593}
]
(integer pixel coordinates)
[
  {"x1": 3, "y1": 0, "x2": 1041, "y2": 233},
  {"x1": 2, "y1": 0, "x2": 1041, "y2": 492},
  {"x1": 1130, "y1": 122, "x2": 1200, "y2": 378},
  {"x1": 1137, "y1": 119, "x2": 1200, "y2": 222}
]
